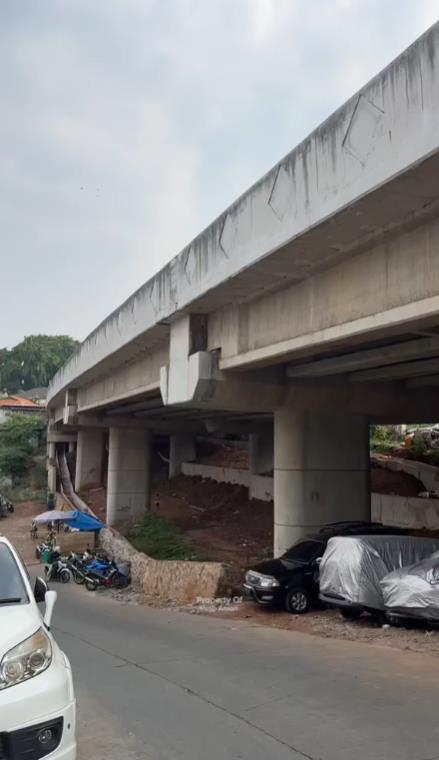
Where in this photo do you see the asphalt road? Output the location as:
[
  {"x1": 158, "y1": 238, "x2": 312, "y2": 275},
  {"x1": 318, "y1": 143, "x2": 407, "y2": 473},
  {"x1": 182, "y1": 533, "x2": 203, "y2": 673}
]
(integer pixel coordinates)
[{"x1": 50, "y1": 582, "x2": 439, "y2": 760}]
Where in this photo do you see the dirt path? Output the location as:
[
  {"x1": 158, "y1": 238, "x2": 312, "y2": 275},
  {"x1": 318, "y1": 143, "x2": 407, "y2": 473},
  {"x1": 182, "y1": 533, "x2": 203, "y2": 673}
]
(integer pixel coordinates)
[
  {"x1": 209, "y1": 601, "x2": 439, "y2": 657},
  {"x1": 0, "y1": 501, "x2": 45, "y2": 563},
  {"x1": 0, "y1": 500, "x2": 96, "y2": 563}
]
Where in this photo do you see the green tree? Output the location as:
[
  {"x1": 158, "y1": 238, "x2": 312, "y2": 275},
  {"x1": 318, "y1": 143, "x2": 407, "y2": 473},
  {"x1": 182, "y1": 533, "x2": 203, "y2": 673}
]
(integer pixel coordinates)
[
  {"x1": 0, "y1": 414, "x2": 43, "y2": 480},
  {"x1": 0, "y1": 335, "x2": 79, "y2": 393}
]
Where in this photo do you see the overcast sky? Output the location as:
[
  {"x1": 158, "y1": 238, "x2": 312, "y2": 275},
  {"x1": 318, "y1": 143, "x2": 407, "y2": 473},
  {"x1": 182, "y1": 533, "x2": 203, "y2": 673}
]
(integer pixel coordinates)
[{"x1": 1, "y1": 0, "x2": 438, "y2": 348}]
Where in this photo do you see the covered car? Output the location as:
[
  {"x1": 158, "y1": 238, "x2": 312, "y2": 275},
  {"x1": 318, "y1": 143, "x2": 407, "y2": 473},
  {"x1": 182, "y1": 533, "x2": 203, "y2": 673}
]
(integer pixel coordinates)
[
  {"x1": 381, "y1": 550, "x2": 439, "y2": 623},
  {"x1": 319, "y1": 535, "x2": 439, "y2": 618}
]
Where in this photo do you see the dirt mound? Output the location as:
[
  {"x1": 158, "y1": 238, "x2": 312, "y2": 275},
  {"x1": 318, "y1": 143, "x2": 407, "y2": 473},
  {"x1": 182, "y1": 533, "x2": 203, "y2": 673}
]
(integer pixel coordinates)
[
  {"x1": 370, "y1": 465, "x2": 425, "y2": 497},
  {"x1": 151, "y1": 475, "x2": 272, "y2": 571},
  {"x1": 195, "y1": 441, "x2": 249, "y2": 469}
]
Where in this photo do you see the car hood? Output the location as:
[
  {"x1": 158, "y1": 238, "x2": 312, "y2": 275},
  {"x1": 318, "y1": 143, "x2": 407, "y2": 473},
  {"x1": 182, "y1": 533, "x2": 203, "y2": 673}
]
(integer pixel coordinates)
[
  {"x1": 249, "y1": 558, "x2": 304, "y2": 579},
  {"x1": 0, "y1": 604, "x2": 41, "y2": 658}
]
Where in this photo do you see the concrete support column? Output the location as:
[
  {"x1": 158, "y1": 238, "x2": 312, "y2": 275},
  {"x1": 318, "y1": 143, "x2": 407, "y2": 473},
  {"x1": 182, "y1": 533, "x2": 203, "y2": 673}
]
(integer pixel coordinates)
[
  {"x1": 107, "y1": 428, "x2": 151, "y2": 526},
  {"x1": 249, "y1": 431, "x2": 274, "y2": 501},
  {"x1": 274, "y1": 409, "x2": 370, "y2": 556},
  {"x1": 249, "y1": 433, "x2": 273, "y2": 476},
  {"x1": 47, "y1": 442, "x2": 57, "y2": 494},
  {"x1": 169, "y1": 434, "x2": 196, "y2": 478},
  {"x1": 75, "y1": 430, "x2": 105, "y2": 491}
]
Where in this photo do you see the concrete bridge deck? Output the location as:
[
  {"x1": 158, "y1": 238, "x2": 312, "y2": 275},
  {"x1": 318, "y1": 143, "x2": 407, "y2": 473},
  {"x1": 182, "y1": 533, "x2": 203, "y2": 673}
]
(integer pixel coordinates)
[{"x1": 47, "y1": 24, "x2": 439, "y2": 554}]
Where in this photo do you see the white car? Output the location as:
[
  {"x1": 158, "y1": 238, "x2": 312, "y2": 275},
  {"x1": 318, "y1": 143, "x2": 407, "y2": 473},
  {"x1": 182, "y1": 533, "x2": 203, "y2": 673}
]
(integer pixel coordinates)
[{"x1": 0, "y1": 536, "x2": 76, "y2": 759}]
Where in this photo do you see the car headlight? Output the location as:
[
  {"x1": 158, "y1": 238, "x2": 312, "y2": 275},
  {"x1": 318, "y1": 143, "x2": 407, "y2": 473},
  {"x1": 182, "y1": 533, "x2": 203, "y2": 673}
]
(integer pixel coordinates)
[
  {"x1": 0, "y1": 628, "x2": 52, "y2": 690},
  {"x1": 259, "y1": 576, "x2": 280, "y2": 588}
]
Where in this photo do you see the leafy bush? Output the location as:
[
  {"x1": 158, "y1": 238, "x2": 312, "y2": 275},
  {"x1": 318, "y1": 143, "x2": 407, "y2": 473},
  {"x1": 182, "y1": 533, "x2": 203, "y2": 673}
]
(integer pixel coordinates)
[
  {"x1": 0, "y1": 446, "x2": 30, "y2": 478},
  {"x1": 0, "y1": 414, "x2": 42, "y2": 453},
  {"x1": 128, "y1": 512, "x2": 202, "y2": 560},
  {"x1": 0, "y1": 415, "x2": 43, "y2": 482},
  {"x1": 410, "y1": 435, "x2": 429, "y2": 460},
  {"x1": 370, "y1": 425, "x2": 400, "y2": 453}
]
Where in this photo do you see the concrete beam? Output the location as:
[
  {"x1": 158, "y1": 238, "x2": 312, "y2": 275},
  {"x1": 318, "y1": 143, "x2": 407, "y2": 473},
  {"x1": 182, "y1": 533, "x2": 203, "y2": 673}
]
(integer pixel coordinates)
[
  {"x1": 350, "y1": 357, "x2": 439, "y2": 383},
  {"x1": 46, "y1": 432, "x2": 78, "y2": 444},
  {"x1": 287, "y1": 336, "x2": 439, "y2": 378},
  {"x1": 48, "y1": 24, "x2": 439, "y2": 404},
  {"x1": 407, "y1": 374, "x2": 439, "y2": 388}
]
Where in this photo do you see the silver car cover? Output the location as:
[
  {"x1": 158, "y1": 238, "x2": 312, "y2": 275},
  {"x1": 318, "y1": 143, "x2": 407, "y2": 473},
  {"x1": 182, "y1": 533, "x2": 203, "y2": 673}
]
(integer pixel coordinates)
[
  {"x1": 381, "y1": 550, "x2": 439, "y2": 620},
  {"x1": 319, "y1": 535, "x2": 439, "y2": 611}
]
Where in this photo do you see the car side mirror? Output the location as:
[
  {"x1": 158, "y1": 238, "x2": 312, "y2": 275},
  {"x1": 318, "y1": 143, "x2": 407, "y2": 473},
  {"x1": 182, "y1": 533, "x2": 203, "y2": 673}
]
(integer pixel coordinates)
[
  {"x1": 43, "y1": 590, "x2": 57, "y2": 629},
  {"x1": 34, "y1": 576, "x2": 48, "y2": 603}
]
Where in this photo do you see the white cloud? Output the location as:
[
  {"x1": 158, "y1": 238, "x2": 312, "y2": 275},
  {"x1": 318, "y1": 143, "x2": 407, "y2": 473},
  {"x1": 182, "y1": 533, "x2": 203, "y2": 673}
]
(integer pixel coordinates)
[{"x1": 0, "y1": 0, "x2": 438, "y2": 346}]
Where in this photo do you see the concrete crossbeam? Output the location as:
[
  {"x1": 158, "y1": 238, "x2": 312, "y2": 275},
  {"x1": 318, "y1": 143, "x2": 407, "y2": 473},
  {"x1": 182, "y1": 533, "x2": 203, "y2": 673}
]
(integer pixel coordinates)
[{"x1": 287, "y1": 336, "x2": 439, "y2": 378}]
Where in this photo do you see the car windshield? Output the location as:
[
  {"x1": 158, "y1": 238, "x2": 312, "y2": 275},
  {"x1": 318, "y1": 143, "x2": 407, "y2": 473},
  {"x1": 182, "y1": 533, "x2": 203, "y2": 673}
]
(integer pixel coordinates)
[
  {"x1": 282, "y1": 539, "x2": 324, "y2": 563},
  {"x1": 0, "y1": 544, "x2": 28, "y2": 604}
]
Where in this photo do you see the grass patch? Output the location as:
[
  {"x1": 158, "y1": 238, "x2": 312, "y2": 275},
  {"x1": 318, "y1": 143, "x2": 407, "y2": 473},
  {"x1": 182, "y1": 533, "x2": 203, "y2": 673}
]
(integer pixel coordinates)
[
  {"x1": 128, "y1": 512, "x2": 203, "y2": 561},
  {"x1": 2, "y1": 484, "x2": 46, "y2": 503}
]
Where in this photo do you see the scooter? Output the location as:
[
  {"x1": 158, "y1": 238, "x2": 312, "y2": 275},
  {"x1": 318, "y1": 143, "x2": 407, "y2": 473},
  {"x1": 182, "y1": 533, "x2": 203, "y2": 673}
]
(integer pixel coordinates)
[{"x1": 45, "y1": 557, "x2": 72, "y2": 583}]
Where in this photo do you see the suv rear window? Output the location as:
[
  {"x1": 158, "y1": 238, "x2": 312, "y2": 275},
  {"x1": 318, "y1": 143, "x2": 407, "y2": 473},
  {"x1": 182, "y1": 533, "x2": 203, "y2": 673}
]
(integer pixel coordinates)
[
  {"x1": 282, "y1": 539, "x2": 324, "y2": 562},
  {"x1": 0, "y1": 544, "x2": 28, "y2": 604}
]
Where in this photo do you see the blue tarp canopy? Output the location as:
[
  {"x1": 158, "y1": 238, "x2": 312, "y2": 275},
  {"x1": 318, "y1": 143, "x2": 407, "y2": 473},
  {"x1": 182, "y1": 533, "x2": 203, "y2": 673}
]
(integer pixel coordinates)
[{"x1": 63, "y1": 511, "x2": 105, "y2": 532}]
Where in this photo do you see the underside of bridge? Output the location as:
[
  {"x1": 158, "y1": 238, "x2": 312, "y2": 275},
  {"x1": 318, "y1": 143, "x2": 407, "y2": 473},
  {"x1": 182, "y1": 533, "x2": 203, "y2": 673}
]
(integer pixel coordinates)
[{"x1": 47, "y1": 23, "x2": 439, "y2": 556}]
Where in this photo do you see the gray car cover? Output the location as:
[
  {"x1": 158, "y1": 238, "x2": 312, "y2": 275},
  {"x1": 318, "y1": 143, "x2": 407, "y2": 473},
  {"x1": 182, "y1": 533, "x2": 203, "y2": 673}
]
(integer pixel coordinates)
[
  {"x1": 381, "y1": 550, "x2": 439, "y2": 620},
  {"x1": 319, "y1": 535, "x2": 439, "y2": 611}
]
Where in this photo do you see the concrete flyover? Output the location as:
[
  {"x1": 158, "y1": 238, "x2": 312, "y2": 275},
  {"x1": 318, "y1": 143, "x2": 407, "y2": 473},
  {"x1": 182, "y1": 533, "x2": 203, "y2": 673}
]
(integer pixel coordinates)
[{"x1": 48, "y1": 24, "x2": 439, "y2": 555}]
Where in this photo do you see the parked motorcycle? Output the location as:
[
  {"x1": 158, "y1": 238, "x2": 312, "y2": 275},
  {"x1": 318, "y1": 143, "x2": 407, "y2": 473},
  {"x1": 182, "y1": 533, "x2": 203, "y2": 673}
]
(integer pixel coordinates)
[
  {"x1": 45, "y1": 557, "x2": 72, "y2": 583},
  {"x1": 84, "y1": 559, "x2": 131, "y2": 591},
  {"x1": 35, "y1": 540, "x2": 54, "y2": 560},
  {"x1": 66, "y1": 553, "x2": 88, "y2": 585}
]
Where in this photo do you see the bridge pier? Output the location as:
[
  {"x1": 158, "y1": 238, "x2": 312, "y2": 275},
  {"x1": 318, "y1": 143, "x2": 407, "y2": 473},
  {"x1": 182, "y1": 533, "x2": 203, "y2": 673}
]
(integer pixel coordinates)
[
  {"x1": 47, "y1": 441, "x2": 57, "y2": 494},
  {"x1": 169, "y1": 434, "x2": 196, "y2": 478},
  {"x1": 273, "y1": 409, "x2": 370, "y2": 556},
  {"x1": 75, "y1": 430, "x2": 105, "y2": 491},
  {"x1": 107, "y1": 428, "x2": 151, "y2": 526}
]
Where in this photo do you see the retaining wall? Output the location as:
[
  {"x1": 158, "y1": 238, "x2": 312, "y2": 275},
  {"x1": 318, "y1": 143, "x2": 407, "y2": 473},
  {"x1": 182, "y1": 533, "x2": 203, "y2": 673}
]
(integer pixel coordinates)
[
  {"x1": 181, "y1": 462, "x2": 273, "y2": 501},
  {"x1": 372, "y1": 493, "x2": 439, "y2": 531},
  {"x1": 99, "y1": 528, "x2": 240, "y2": 603},
  {"x1": 372, "y1": 454, "x2": 439, "y2": 492}
]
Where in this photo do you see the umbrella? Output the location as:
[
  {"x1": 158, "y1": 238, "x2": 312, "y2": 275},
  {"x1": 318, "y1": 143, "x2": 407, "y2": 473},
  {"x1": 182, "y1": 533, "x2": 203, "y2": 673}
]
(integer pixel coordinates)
[{"x1": 33, "y1": 510, "x2": 76, "y2": 524}]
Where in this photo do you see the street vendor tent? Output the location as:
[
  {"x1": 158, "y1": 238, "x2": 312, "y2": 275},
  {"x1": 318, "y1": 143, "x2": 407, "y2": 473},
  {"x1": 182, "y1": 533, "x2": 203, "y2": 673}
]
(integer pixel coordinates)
[
  {"x1": 34, "y1": 510, "x2": 104, "y2": 532},
  {"x1": 64, "y1": 511, "x2": 104, "y2": 532},
  {"x1": 34, "y1": 510, "x2": 75, "y2": 523}
]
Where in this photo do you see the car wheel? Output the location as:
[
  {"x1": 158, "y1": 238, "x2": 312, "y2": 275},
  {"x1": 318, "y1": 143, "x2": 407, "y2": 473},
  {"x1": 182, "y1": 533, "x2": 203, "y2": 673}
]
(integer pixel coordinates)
[
  {"x1": 386, "y1": 613, "x2": 404, "y2": 627},
  {"x1": 284, "y1": 587, "x2": 310, "y2": 614},
  {"x1": 340, "y1": 607, "x2": 362, "y2": 620}
]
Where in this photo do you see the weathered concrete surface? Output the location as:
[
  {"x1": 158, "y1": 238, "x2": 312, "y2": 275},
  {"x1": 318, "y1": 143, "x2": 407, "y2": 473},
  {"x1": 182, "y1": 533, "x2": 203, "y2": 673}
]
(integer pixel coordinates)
[
  {"x1": 169, "y1": 433, "x2": 196, "y2": 478},
  {"x1": 107, "y1": 428, "x2": 151, "y2": 525},
  {"x1": 372, "y1": 491, "x2": 439, "y2": 530},
  {"x1": 75, "y1": 430, "x2": 105, "y2": 490},
  {"x1": 274, "y1": 409, "x2": 370, "y2": 554},
  {"x1": 48, "y1": 24, "x2": 439, "y2": 403}
]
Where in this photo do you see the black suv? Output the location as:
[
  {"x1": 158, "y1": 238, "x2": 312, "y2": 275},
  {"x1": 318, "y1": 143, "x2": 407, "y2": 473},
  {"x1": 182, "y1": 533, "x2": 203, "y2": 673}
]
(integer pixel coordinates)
[{"x1": 243, "y1": 521, "x2": 407, "y2": 614}]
